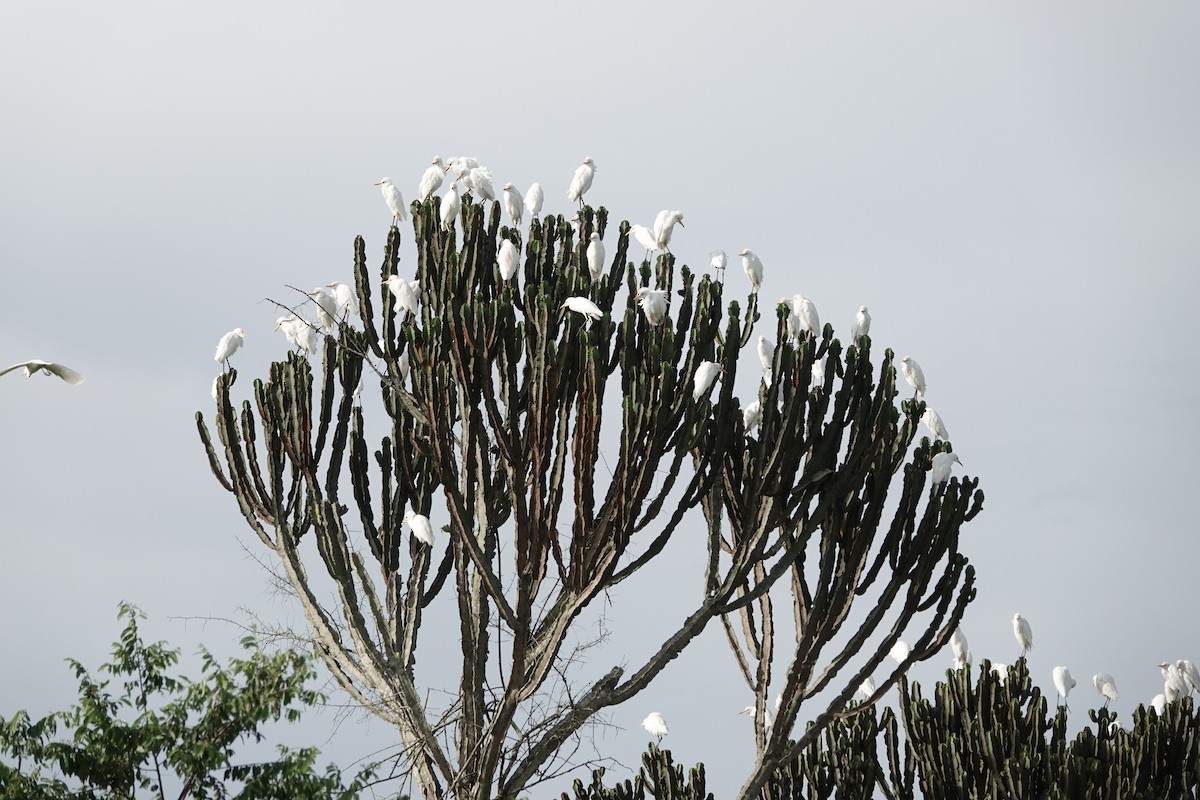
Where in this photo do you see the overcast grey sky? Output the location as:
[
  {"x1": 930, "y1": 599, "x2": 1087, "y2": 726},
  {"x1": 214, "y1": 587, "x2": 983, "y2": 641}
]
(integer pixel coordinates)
[{"x1": 2, "y1": 2, "x2": 1198, "y2": 797}]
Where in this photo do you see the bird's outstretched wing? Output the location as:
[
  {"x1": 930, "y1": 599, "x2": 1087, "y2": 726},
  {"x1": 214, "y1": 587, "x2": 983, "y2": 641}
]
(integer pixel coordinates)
[{"x1": 0, "y1": 360, "x2": 86, "y2": 385}]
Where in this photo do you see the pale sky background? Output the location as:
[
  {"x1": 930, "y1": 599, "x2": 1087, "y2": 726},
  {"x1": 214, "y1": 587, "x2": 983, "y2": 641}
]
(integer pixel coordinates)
[{"x1": 2, "y1": 2, "x2": 1198, "y2": 797}]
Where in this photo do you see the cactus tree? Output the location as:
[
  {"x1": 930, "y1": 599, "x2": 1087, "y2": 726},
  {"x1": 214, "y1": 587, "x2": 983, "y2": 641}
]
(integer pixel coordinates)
[{"x1": 196, "y1": 182, "x2": 983, "y2": 800}]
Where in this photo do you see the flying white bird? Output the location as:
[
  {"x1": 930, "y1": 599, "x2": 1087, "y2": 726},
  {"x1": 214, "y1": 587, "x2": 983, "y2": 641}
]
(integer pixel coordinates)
[
  {"x1": 308, "y1": 287, "x2": 339, "y2": 333},
  {"x1": 636, "y1": 287, "x2": 668, "y2": 326},
  {"x1": 742, "y1": 399, "x2": 762, "y2": 431},
  {"x1": 652, "y1": 210, "x2": 685, "y2": 250},
  {"x1": 385, "y1": 275, "x2": 421, "y2": 319},
  {"x1": 710, "y1": 250, "x2": 727, "y2": 279},
  {"x1": 950, "y1": 628, "x2": 970, "y2": 668},
  {"x1": 790, "y1": 294, "x2": 820, "y2": 339},
  {"x1": 561, "y1": 297, "x2": 603, "y2": 329},
  {"x1": 693, "y1": 361, "x2": 721, "y2": 401},
  {"x1": 1151, "y1": 693, "x2": 1167, "y2": 716},
  {"x1": 1053, "y1": 666, "x2": 1077, "y2": 705},
  {"x1": 403, "y1": 510, "x2": 435, "y2": 547},
  {"x1": 457, "y1": 165, "x2": 495, "y2": 202},
  {"x1": 0, "y1": 360, "x2": 86, "y2": 385},
  {"x1": 1177, "y1": 660, "x2": 1200, "y2": 694},
  {"x1": 890, "y1": 640, "x2": 911, "y2": 664},
  {"x1": 1094, "y1": 673, "x2": 1119, "y2": 707},
  {"x1": 900, "y1": 356, "x2": 926, "y2": 397},
  {"x1": 416, "y1": 157, "x2": 444, "y2": 201},
  {"x1": 930, "y1": 452, "x2": 962, "y2": 484},
  {"x1": 851, "y1": 305, "x2": 871, "y2": 342},
  {"x1": 627, "y1": 224, "x2": 658, "y2": 255},
  {"x1": 586, "y1": 233, "x2": 606, "y2": 282},
  {"x1": 326, "y1": 282, "x2": 360, "y2": 320},
  {"x1": 373, "y1": 178, "x2": 408, "y2": 224},
  {"x1": 524, "y1": 182, "x2": 544, "y2": 219},
  {"x1": 922, "y1": 407, "x2": 949, "y2": 441},
  {"x1": 640, "y1": 712, "x2": 668, "y2": 741},
  {"x1": 739, "y1": 250, "x2": 763, "y2": 292},
  {"x1": 214, "y1": 328, "x2": 247, "y2": 370},
  {"x1": 502, "y1": 183, "x2": 523, "y2": 227},
  {"x1": 1013, "y1": 613, "x2": 1033, "y2": 657},
  {"x1": 567, "y1": 157, "x2": 596, "y2": 205},
  {"x1": 440, "y1": 183, "x2": 460, "y2": 231},
  {"x1": 498, "y1": 239, "x2": 519, "y2": 282}
]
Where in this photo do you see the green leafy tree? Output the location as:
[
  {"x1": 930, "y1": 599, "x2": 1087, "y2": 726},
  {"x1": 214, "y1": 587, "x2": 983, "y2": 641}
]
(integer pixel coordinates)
[{"x1": 0, "y1": 603, "x2": 374, "y2": 799}]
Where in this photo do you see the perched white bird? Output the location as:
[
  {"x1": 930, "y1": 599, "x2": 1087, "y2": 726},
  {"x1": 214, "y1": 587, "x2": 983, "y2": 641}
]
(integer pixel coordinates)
[
  {"x1": 790, "y1": 294, "x2": 820, "y2": 339},
  {"x1": 640, "y1": 711, "x2": 668, "y2": 741},
  {"x1": 274, "y1": 316, "x2": 304, "y2": 352},
  {"x1": 1177, "y1": 660, "x2": 1200, "y2": 694},
  {"x1": 416, "y1": 157, "x2": 444, "y2": 201},
  {"x1": 308, "y1": 287, "x2": 339, "y2": 333},
  {"x1": 1151, "y1": 693, "x2": 1167, "y2": 716},
  {"x1": 851, "y1": 305, "x2": 871, "y2": 342},
  {"x1": 561, "y1": 297, "x2": 603, "y2": 329},
  {"x1": 567, "y1": 157, "x2": 596, "y2": 205},
  {"x1": 930, "y1": 452, "x2": 962, "y2": 485},
  {"x1": 627, "y1": 224, "x2": 658, "y2": 255},
  {"x1": 1094, "y1": 673, "x2": 1119, "y2": 707},
  {"x1": 402, "y1": 510, "x2": 435, "y2": 547},
  {"x1": 739, "y1": 250, "x2": 763, "y2": 292},
  {"x1": 398, "y1": 350, "x2": 411, "y2": 384},
  {"x1": 900, "y1": 356, "x2": 926, "y2": 397},
  {"x1": 444, "y1": 156, "x2": 481, "y2": 174},
  {"x1": 457, "y1": 165, "x2": 495, "y2": 202},
  {"x1": 811, "y1": 356, "x2": 826, "y2": 390},
  {"x1": 498, "y1": 239, "x2": 519, "y2": 282},
  {"x1": 710, "y1": 250, "x2": 727, "y2": 279},
  {"x1": 890, "y1": 640, "x2": 911, "y2": 664},
  {"x1": 0, "y1": 359, "x2": 86, "y2": 385},
  {"x1": 858, "y1": 678, "x2": 876, "y2": 699},
  {"x1": 950, "y1": 628, "x2": 970, "y2": 669},
  {"x1": 211, "y1": 375, "x2": 220, "y2": 403},
  {"x1": 757, "y1": 336, "x2": 775, "y2": 375},
  {"x1": 439, "y1": 183, "x2": 460, "y2": 231},
  {"x1": 742, "y1": 399, "x2": 762, "y2": 432},
  {"x1": 636, "y1": 287, "x2": 669, "y2": 326},
  {"x1": 738, "y1": 706, "x2": 773, "y2": 731},
  {"x1": 586, "y1": 233, "x2": 606, "y2": 282},
  {"x1": 692, "y1": 361, "x2": 721, "y2": 401},
  {"x1": 374, "y1": 178, "x2": 408, "y2": 224},
  {"x1": 1160, "y1": 662, "x2": 1189, "y2": 702},
  {"x1": 214, "y1": 328, "x2": 247, "y2": 369},
  {"x1": 652, "y1": 210, "x2": 685, "y2": 250},
  {"x1": 502, "y1": 183, "x2": 523, "y2": 227},
  {"x1": 326, "y1": 281, "x2": 360, "y2": 320},
  {"x1": 1053, "y1": 666, "x2": 1077, "y2": 705},
  {"x1": 524, "y1": 182, "x2": 544, "y2": 219},
  {"x1": 922, "y1": 407, "x2": 949, "y2": 441},
  {"x1": 385, "y1": 275, "x2": 421, "y2": 319},
  {"x1": 1013, "y1": 613, "x2": 1033, "y2": 657}
]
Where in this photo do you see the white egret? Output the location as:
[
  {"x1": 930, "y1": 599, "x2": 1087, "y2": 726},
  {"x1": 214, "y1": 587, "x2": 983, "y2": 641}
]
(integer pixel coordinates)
[
  {"x1": 652, "y1": 210, "x2": 685, "y2": 250},
  {"x1": 1053, "y1": 666, "x2": 1077, "y2": 706},
  {"x1": 567, "y1": 157, "x2": 595, "y2": 205},
  {"x1": 692, "y1": 361, "x2": 721, "y2": 401},
  {"x1": 811, "y1": 355, "x2": 827, "y2": 390},
  {"x1": 790, "y1": 294, "x2": 820, "y2": 339},
  {"x1": 1094, "y1": 673, "x2": 1119, "y2": 707},
  {"x1": 900, "y1": 356, "x2": 926, "y2": 397},
  {"x1": 1013, "y1": 613, "x2": 1033, "y2": 657},
  {"x1": 1160, "y1": 662, "x2": 1189, "y2": 702},
  {"x1": 858, "y1": 678, "x2": 876, "y2": 699},
  {"x1": 640, "y1": 711, "x2": 668, "y2": 741},
  {"x1": 561, "y1": 297, "x2": 603, "y2": 330},
  {"x1": 636, "y1": 287, "x2": 668, "y2": 326},
  {"x1": 0, "y1": 360, "x2": 85, "y2": 385},
  {"x1": 417, "y1": 157, "x2": 444, "y2": 201},
  {"x1": 444, "y1": 156, "x2": 481, "y2": 173},
  {"x1": 930, "y1": 452, "x2": 962, "y2": 484},
  {"x1": 385, "y1": 275, "x2": 421, "y2": 319},
  {"x1": 398, "y1": 350, "x2": 411, "y2": 384},
  {"x1": 274, "y1": 316, "x2": 303, "y2": 351},
  {"x1": 326, "y1": 281, "x2": 360, "y2": 320},
  {"x1": 211, "y1": 375, "x2": 220, "y2": 403},
  {"x1": 922, "y1": 407, "x2": 949, "y2": 441},
  {"x1": 308, "y1": 287, "x2": 339, "y2": 333},
  {"x1": 742, "y1": 399, "x2": 762, "y2": 431},
  {"x1": 757, "y1": 336, "x2": 775, "y2": 374},
  {"x1": 586, "y1": 233, "x2": 606, "y2": 283},
  {"x1": 498, "y1": 239, "x2": 519, "y2": 282},
  {"x1": 440, "y1": 183, "x2": 460, "y2": 231},
  {"x1": 851, "y1": 305, "x2": 871, "y2": 342},
  {"x1": 502, "y1": 183, "x2": 523, "y2": 227},
  {"x1": 458, "y1": 165, "x2": 495, "y2": 202},
  {"x1": 214, "y1": 328, "x2": 247, "y2": 370},
  {"x1": 626, "y1": 224, "x2": 658, "y2": 256},
  {"x1": 738, "y1": 706, "x2": 773, "y2": 731},
  {"x1": 373, "y1": 178, "x2": 408, "y2": 225},
  {"x1": 950, "y1": 628, "x2": 970, "y2": 668},
  {"x1": 992, "y1": 664, "x2": 1009, "y2": 683},
  {"x1": 710, "y1": 250, "x2": 727, "y2": 280},
  {"x1": 275, "y1": 317, "x2": 319, "y2": 355},
  {"x1": 739, "y1": 250, "x2": 763, "y2": 292},
  {"x1": 402, "y1": 510, "x2": 435, "y2": 547},
  {"x1": 890, "y1": 640, "x2": 911, "y2": 664},
  {"x1": 524, "y1": 182, "x2": 544, "y2": 219},
  {"x1": 1151, "y1": 693, "x2": 1167, "y2": 715},
  {"x1": 1177, "y1": 660, "x2": 1200, "y2": 694}
]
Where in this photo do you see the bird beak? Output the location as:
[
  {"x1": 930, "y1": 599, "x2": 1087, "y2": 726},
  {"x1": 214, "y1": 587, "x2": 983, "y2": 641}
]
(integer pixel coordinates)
[
  {"x1": 678, "y1": 220, "x2": 685, "y2": 227},
  {"x1": 373, "y1": 181, "x2": 383, "y2": 186}
]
